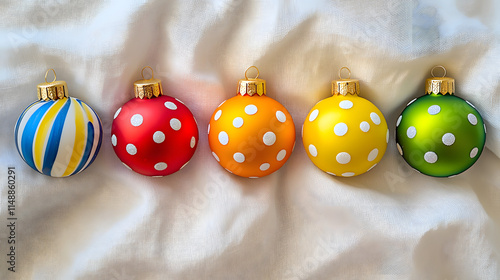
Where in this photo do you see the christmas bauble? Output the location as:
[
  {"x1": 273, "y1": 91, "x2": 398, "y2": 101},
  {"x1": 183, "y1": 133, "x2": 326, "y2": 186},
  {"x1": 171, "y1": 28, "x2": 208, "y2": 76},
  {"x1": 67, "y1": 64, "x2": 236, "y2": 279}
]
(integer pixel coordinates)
[
  {"x1": 395, "y1": 66, "x2": 486, "y2": 177},
  {"x1": 111, "y1": 67, "x2": 198, "y2": 176},
  {"x1": 208, "y1": 66, "x2": 295, "y2": 178},
  {"x1": 14, "y1": 69, "x2": 103, "y2": 177},
  {"x1": 302, "y1": 67, "x2": 388, "y2": 177}
]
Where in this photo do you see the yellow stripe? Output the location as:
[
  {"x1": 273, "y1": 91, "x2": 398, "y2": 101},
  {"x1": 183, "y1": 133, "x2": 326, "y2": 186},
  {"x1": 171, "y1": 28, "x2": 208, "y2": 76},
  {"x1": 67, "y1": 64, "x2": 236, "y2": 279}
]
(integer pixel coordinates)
[
  {"x1": 33, "y1": 99, "x2": 67, "y2": 171},
  {"x1": 62, "y1": 99, "x2": 86, "y2": 176},
  {"x1": 81, "y1": 102, "x2": 95, "y2": 123}
]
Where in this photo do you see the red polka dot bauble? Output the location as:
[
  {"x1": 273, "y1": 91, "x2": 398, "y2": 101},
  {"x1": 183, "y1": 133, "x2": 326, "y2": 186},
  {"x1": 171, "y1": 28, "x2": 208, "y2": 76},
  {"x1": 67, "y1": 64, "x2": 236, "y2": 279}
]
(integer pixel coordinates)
[
  {"x1": 208, "y1": 66, "x2": 296, "y2": 178},
  {"x1": 111, "y1": 67, "x2": 198, "y2": 176}
]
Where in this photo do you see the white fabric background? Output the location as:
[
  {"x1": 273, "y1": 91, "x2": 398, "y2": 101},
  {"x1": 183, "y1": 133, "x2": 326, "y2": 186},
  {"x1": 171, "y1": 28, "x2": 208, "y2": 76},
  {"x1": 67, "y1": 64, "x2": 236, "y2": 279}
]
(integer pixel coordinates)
[{"x1": 1, "y1": 0, "x2": 500, "y2": 279}]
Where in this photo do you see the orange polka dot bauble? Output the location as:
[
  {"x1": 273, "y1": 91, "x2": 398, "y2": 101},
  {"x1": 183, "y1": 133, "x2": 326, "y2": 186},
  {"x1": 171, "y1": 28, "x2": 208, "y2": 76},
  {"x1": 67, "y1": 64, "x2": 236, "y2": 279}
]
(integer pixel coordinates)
[{"x1": 208, "y1": 66, "x2": 296, "y2": 178}]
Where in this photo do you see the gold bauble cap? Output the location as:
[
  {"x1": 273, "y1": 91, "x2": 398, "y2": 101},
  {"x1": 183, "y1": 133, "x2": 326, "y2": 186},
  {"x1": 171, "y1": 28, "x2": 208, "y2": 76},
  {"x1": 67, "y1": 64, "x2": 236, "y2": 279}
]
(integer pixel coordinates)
[
  {"x1": 332, "y1": 67, "x2": 360, "y2": 96},
  {"x1": 134, "y1": 66, "x2": 163, "y2": 99},
  {"x1": 37, "y1": 69, "x2": 68, "y2": 101},
  {"x1": 237, "y1": 66, "x2": 266, "y2": 96},
  {"x1": 426, "y1": 66, "x2": 455, "y2": 95}
]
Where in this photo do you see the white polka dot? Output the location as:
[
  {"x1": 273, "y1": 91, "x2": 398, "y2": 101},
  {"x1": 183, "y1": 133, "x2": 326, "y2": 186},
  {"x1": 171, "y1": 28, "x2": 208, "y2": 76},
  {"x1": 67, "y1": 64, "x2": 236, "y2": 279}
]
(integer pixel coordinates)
[
  {"x1": 180, "y1": 161, "x2": 189, "y2": 170},
  {"x1": 309, "y1": 109, "x2": 319, "y2": 122},
  {"x1": 368, "y1": 148, "x2": 379, "y2": 161},
  {"x1": 339, "y1": 100, "x2": 353, "y2": 109},
  {"x1": 407, "y1": 98, "x2": 417, "y2": 106},
  {"x1": 370, "y1": 112, "x2": 381, "y2": 125},
  {"x1": 276, "y1": 149, "x2": 286, "y2": 161},
  {"x1": 170, "y1": 118, "x2": 181, "y2": 131},
  {"x1": 175, "y1": 98, "x2": 185, "y2": 105},
  {"x1": 442, "y1": 133, "x2": 455, "y2": 146},
  {"x1": 114, "y1": 107, "x2": 122, "y2": 119},
  {"x1": 396, "y1": 115, "x2": 402, "y2": 127},
  {"x1": 217, "y1": 100, "x2": 226, "y2": 108},
  {"x1": 367, "y1": 164, "x2": 377, "y2": 172},
  {"x1": 342, "y1": 172, "x2": 355, "y2": 177},
  {"x1": 164, "y1": 101, "x2": 177, "y2": 110},
  {"x1": 386, "y1": 129, "x2": 389, "y2": 143},
  {"x1": 130, "y1": 114, "x2": 143, "y2": 126},
  {"x1": 245, "y1": 104, "x2": 258, "y2": 115},
  {"x1": 276, "y1": 111, "x2": 286, "y2": 123},
  {"x1": 154, "y1": 162, "x2": 167, "y2": 171},
  {"x1": 122, "y1": 163, "x2": 132, "y2": 170},
  {"x1": 214, "y1": 110, "x2": 222, "y2": 121},
  {"x1": 309, "y1": 144, "x2": 318, "y2": 157},
  {"x1": 466, "y1": 100, "x2": 476, "y2": 109},
  {"x1": 470, "y1": 147, "x2": 479, "y2": 158},
  {"x1": 336, "y1": 152, "x2": 351, "y2": 164},
  {"x1": 428, "y1": 105, "x2": 441, "y2": 115},
  {"x1": 334, "y1": 123, "x2": 348, "y2": 136},
  {"x1": 207, "y1": 124, "x2": 210, "y2": 134},
  {"x1": 397, "y1": 143, "x2": 403, "y2": 155},
  {"x1": 407, "y1": 126, "x2": 417, "y2": 139},
  {"x1": 153, "y1": 131, "x2": 165, "y2": 143},
  {"x1": 260, "y1": 163, "x2": 270, "y2": 171},
  {"x1": 233, "y1": 117, "x2": 244, "y2": 128},
  {"x1": 468, "y1": 113, "x2": 478, "y2": 125},
  {"x1": 218, "y1": 131, "x2": 229, "y2": 145},
  {"x1": 233, "y1": 152, "x2": 245, "y2": 163},
  {"x1": 111, "y1": 134, "x2": 117, "y2": 146},
  {"x1": 424, "y1": 151, "x2": 438, "y2": 163},
  {"x1": 190, "y1": 136, "x2": 196, "y2": 148},
  {"x1": 263, "y1": 131, "x2": 276, "y2": 146},
  {"x1": 126, "y1": 144, "x2": 137, "y2": 155},
  {"x1": 360, "y1": 121, "x2": 370, "y2": 132},
  {"x1": 326, "y1": 172, "x2": 336, "y2": 176},
  {"x1": 212, "y1": 151, "x2": 220, "y2": 162}
]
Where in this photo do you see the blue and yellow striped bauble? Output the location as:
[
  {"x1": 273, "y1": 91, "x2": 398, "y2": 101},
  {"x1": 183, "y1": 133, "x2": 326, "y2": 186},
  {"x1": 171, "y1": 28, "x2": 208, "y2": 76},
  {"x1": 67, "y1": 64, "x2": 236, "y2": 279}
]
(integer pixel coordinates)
[{"x1": 14, "y1": 70, "x2": 102, "y2": 177}]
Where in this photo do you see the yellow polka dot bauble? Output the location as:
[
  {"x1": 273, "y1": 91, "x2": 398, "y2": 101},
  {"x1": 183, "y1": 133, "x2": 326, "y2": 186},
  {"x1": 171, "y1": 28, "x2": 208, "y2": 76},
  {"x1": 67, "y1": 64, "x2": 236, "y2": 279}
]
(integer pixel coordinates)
[
  {"x1": 208, "y1": 66, "x2": 296, "y2": 178},
  {"x1": 302, "y1": 67, "x2": 388, "y2": 177}
]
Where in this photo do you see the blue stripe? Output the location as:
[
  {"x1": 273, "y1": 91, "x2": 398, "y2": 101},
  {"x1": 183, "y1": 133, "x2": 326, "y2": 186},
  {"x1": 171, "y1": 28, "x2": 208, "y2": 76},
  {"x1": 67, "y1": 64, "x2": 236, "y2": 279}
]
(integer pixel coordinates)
[
  {"x1": 20, "y1": 101, "x2": 54, "y2": 172},
  {"x1": 42, "y1": 99, "x2": 71, "y2": 175},
  {"x1": 72, "y1": 122, "x2": 95, "y2": 175},
  {"x1": 15, "y1": 100, "x2": 41, "y2": 157},
  {"x1": 85, "y1": 107, "x2": 103, "y2": 171}
]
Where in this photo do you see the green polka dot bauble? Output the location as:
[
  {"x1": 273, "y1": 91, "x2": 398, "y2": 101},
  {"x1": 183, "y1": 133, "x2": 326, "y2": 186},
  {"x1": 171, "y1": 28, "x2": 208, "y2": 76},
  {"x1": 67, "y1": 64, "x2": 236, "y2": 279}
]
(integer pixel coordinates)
[{"x1": 395, "y1": 66, "x2": 486, "y2": 177}]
